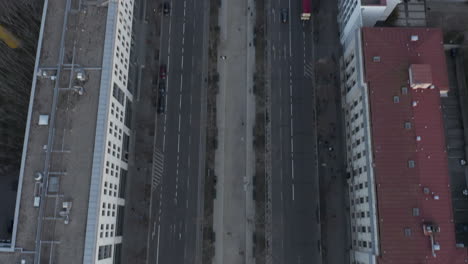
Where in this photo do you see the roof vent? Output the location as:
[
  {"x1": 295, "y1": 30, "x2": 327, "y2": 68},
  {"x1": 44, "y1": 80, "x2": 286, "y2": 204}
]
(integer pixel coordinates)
[
  {"x1": 38, "y1": 115, "x2": 49, "y2": 126},
  {"x1": 411, "y1": 35, "x2": 419, "y2": 41},
  {"x1": 373, "y1": 56, "x2": 381, "y2": 62},
  {"x1": 434, "y1": 195, "x2": 440, "y2": 200},
  {"x1": 416, "y1": 136, "x2": 421, "y2": 141},
  {"x1": 423, "y1": 187, "x2": 430, "y2": 194},
  {"x1": 433, "y1": 242, "x2": 440, "y2": 251},
  {"x1": 412, "y1": 101, "x2": 418, "y2": 107}
]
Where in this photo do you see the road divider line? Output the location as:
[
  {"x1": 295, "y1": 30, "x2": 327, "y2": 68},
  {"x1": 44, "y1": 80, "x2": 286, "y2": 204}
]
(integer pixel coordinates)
[
  {"x1": 156, "y1": 225, "x2": 161, "y2": 264},
  {"x1": 292, "y1": 184, "x2": 295, "y2": 201},
  {"x1": 178, "y1": 114, "x2": 181, "y2": 131},
  {"x1": 177, "y1": 133, "x2": 180, "y2": 153}
]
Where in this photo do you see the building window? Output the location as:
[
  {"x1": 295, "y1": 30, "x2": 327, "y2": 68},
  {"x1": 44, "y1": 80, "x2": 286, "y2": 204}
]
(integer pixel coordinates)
[
  {"x1": 404, "y1": 122, "x2": 412, "y2": 129},
  {"x1": 401, "y1": 86, "x2": 408, "y2": 95},
  {"x1": 393, "y1": 96, "x2": 400, "y2": 103},
  {"x1": 98, "y1": 244, "x2": 113, "y2": 260},
  {"x1": 408, "y1": 160, "x2": 415, "y2": 168},
  {"x1": 404, "y1": 228, "x2": 412, "y2": 237},
  {"x1": 412, "y1": 207, "x2": 420, "y2": 216}
]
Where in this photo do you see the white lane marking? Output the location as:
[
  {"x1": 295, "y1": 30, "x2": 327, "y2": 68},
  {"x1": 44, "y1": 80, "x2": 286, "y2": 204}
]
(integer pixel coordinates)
[
  {"x1": 167, "y1": 54, "x2": 171, "y2": 72},
  {"x1": 292, "y1": 184, "x2": 295, "y2": 201},
  {"x1": 178, "y1": 114, "x2": 181, "y2": 131},
  {"x1": 156, "y1": 225, "x2": 161, "y2": 264},
  {"x1": 163, "y1": 133, "x2": 166, "y2": 152},
  {"x1": 291, "y1": 157, "x2": 294, "y2": 180},
  {"x1": 288, "y1": 0, "x2": 292, "y2": 57},
  {"x1": 180, "y1": 75, "x2": 183, "y2": 92},
  {"x1": 181, "y1": 55, "x2": 184, "y2": 68},
  {"x1": 177, "y1": 132, "x2": 181, "y2": 153}
]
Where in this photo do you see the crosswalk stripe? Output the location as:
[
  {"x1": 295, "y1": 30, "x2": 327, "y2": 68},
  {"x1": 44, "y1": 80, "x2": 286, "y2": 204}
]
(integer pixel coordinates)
[{"x1": 151, "y1": 149, "x2": 164, "y2": 191}]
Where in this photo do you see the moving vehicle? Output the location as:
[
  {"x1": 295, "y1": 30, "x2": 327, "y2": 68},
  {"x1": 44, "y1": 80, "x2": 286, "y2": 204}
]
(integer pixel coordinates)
[
  {"x1": 157, "y1": 94, "x2": 165, "y2": 114},
  {"x1": 301, "y1": 0, "x2": 311, "y2": 20},
  {"x1": 159, "y1": 64, "x2": 166, "y2": 79},
  {"x1": 163, "y1": 2, "x2": 170, "y2": 16},
  {"x1": 281, "y1": 8, "x2": 288, "y2": 23},
  {"x1": 159, "y1": 81, "x2": 166, "y2": 94}
]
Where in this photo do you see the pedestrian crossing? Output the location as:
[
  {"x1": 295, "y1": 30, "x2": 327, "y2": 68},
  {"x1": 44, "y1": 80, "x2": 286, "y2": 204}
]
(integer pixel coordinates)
[
  {"x1": 152, "y1": 149, "x2": 164, "y2": 191},
  {"x1": 304, "y1": 63, "x2": 313, "y2": 78}
]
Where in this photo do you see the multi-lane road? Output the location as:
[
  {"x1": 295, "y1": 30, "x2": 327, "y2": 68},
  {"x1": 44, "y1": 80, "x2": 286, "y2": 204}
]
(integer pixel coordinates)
[
  {"x1": 147, "y1": 0, "x2": 208, "y2": 263},
  {"x1": 268, "y1": 0, "x2": 321, "y2": 263}
]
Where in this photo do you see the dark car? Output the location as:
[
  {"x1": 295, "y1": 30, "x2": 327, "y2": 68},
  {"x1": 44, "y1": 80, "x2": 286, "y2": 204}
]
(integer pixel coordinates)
[
  {"x1": 163, "y1": 2, "x2": 170, "y2": 16},
  {"x1": 281, "y1": 8, "x2": 288, "y2": 23},
  {"x1": 159, "y1": 64, "x2": 166, "y2": 79},
  {"x1": 157, "y1": 94, "x2": 165, "y2": 114},
  {"x1": 159, "y1": 81, "x2": 166, "y2": 94}
]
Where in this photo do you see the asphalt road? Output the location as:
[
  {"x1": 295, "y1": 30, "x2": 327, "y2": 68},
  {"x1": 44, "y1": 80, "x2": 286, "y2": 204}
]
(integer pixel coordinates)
[
  {"x1": 147, "y1": 0, "x2": 208, "y2": 263},
  {"x1": 269, "y1": 0, "x2": 321, "y2": 263}
]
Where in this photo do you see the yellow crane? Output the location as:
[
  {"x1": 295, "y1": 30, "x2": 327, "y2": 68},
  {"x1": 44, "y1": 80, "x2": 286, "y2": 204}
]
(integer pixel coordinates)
[{"x1": 0, "y1": 25, "x2": 21, "y2": 49}]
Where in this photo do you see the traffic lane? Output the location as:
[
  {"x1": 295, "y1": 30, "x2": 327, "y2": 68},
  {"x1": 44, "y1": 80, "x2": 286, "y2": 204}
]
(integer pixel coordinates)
[
  {"x1": 182, "y1": 20, "x2": 205, "y2": 263},
  {"x1": 270, "y1": 62, "x2": 286, "y2": 264},
  {"x1": 153, "y1": 14, "x2": 187, "y2": 264},
  {"x1": 159, "y1": 0, "x2": 205, "y2": 261}
]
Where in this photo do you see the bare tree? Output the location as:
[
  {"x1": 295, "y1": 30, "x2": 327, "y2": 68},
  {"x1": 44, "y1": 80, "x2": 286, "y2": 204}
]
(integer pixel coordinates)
[{"x1": 0, "y1": 0, "x2": 43, "y2": 177}]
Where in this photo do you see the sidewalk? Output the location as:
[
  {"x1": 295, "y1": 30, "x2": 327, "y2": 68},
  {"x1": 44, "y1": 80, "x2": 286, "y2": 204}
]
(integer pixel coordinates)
[{"x1": 212, "y1": 0, "x2": 256, "y2": 263}]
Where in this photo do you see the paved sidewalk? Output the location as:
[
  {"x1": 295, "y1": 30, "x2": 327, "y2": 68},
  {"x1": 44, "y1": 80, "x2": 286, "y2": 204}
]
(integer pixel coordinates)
[{"x1": 212, "y1": 0, "x2": 256, "y2": 263}]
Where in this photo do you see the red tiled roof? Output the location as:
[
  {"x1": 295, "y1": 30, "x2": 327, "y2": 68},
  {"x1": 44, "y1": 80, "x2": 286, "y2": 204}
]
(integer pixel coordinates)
[{"x1": 361, "y1": 27, "x2": 468, "y2": 264}]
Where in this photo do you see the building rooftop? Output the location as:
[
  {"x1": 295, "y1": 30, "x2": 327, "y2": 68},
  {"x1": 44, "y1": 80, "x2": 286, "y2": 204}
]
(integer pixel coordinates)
[
  {"x1": 362, "y1": 27, "x2": 468, "y2": 263},
  {"x1": 0, "y1": 0, "x2": 107, "y2": 262}
]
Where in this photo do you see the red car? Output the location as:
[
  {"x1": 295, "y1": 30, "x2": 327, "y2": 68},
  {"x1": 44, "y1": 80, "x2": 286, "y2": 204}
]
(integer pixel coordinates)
[{"x1": 159, "y1": 65, "x2": 167, "y2": 79}]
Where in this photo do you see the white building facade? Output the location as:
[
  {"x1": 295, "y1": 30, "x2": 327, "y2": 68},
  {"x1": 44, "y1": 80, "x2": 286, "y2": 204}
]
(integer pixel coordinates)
[
  {"x1": 338, "y1": 1, "x2": 399, "y2": 264},
  {"x1": 83, "y1": 0, "x2": 135, "y2": 263},
  {"x1": 341, "y1": 30, "x2": 379, "y2": 264}
]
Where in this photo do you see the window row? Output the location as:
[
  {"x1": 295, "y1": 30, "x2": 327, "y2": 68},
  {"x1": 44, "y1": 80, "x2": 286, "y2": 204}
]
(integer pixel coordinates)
[
  {"x1": 350, "y1": 180, "x2": 368, "y2": 192},
  {"x1": 353, "y1": 239, "x2": 372, "y2": 249},
  {"x1": 105, "y1": 160, "x2": 120, "y2": 178},
  {"x1": 351, "y1": 196, "x2": 369, "y2": 206},
  {"x1": 104, "y1": 181, "x2": 119, "y2": 197},
  {"x1": 352, "y1": 225, "x2": 371, "y2": 234},
  {"x1": 109, "y1": 121, "x2": 123, "y2": 141},
  {"x1": 101, "y1": 202, "x2": 117, "y2": 217},
  {"x1": 107, "y1": 140, "x2": 122, "y2": 159},
  {"x1": 351, "y1": 210, "x2": 370, "y2": 219},
  {"x1": 99, "y1": 223, "x2": 115, "y2": 238}
]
